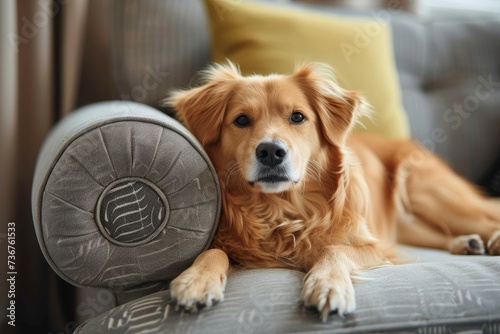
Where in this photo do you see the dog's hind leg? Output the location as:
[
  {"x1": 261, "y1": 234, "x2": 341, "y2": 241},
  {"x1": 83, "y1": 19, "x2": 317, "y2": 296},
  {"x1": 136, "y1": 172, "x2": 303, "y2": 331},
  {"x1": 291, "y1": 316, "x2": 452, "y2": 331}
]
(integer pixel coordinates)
[
  {"x1": 395, "y1": 152, "x2": 500, "y2": 255},
  {"x1": 397, "y1": 214, "x2": 486, "y2": 255}
]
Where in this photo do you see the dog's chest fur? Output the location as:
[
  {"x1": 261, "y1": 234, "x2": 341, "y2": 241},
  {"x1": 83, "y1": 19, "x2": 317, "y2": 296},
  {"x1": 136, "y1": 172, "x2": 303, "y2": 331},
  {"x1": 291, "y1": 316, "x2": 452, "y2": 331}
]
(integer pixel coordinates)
[{"x1": 212, "y1": 184, "x2": 342, "y2": 271}]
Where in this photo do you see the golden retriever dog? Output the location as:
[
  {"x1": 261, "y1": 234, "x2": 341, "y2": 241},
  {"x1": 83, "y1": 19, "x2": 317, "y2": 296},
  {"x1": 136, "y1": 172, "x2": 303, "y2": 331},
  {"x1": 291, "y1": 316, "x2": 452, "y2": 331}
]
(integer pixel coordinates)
[{"x1": 166, "y1": 62, "x2": 500, "y2": 321}]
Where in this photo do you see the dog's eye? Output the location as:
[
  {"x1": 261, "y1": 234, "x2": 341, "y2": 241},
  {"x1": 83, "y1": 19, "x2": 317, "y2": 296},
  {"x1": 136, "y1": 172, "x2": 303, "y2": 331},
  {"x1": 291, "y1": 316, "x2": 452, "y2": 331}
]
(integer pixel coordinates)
[
  {"x1": 234, "y1": 114, "x2": 251, "y2": 128},
  {"x1": 290, "y1": 111, "x2": 306, "y2": 124}
]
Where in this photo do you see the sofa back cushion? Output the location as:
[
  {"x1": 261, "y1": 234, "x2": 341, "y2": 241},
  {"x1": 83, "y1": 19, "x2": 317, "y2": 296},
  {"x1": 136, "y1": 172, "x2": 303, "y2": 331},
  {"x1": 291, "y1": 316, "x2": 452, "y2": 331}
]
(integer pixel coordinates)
[
  {"x1": 391, "y1": 15, "x2": 500, "y2": 181},
  {"x1": 80, "y1": 0, "x2": 500, "y2": 182}
]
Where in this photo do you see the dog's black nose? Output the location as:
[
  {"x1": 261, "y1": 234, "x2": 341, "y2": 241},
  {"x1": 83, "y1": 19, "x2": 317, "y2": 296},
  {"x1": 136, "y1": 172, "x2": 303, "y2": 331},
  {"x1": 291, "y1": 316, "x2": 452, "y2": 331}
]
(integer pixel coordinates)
[{"x1": 256, "y1": 141, "x2": 288, "y2": 167}]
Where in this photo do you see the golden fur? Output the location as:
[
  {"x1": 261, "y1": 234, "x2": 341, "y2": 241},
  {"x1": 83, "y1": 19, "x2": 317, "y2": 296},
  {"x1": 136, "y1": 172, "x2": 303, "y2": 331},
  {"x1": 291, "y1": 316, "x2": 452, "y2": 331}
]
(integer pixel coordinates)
[{"x1": 167, "y1": 62, "x2": 500, "y2": 321}]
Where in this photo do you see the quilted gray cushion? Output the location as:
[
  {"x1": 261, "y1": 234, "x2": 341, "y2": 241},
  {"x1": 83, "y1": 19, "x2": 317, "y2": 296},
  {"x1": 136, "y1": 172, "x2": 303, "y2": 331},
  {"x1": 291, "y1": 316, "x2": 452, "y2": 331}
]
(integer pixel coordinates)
[
  {"x1": 74, "y1": 246, "x2": 500, "y2": 333},
  {"x1": 32, "y1": 101, "x2": 221, "y2": 304},
  {"x1": 391, "y1": 16, "x2": 500, "y2": 182}
]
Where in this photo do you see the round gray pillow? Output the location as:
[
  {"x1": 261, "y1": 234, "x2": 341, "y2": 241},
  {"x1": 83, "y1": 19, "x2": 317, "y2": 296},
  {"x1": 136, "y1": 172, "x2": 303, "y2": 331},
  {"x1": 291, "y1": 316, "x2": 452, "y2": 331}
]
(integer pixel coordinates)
[{"x1": 32, "y1": 101, "x2": 221, "y2": 298}]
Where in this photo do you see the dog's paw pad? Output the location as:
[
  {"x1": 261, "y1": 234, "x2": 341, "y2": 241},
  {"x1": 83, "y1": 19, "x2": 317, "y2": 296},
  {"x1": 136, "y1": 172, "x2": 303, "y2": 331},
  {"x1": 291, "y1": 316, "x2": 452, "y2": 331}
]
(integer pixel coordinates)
[
  {"x1": 487, "y1": 230, "x2": 500, "y2": 255},
  {"x1": 468, "y1": 239, "x2": 481, "y2": 249},
  {"x1": 301, "y1": 273, "x2": 355, "y2": 322},
  {"x1": 449, "y1": 234, "x2": 485, "y2": 255}
]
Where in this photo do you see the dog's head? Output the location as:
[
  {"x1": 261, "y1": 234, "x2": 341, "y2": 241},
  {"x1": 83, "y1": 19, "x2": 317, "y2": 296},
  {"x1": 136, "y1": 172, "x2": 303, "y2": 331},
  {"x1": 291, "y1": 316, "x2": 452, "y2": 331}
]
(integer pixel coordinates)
[{"x1": 167, "y1": 62, "x2": 367, "y2": 193}]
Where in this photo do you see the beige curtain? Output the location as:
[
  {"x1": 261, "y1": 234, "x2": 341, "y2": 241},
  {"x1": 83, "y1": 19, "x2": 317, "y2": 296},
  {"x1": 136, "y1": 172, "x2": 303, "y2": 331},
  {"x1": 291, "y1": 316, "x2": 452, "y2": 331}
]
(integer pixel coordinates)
[{"x1": 0, "y1": 0, "x2": 88, "y2": 332}]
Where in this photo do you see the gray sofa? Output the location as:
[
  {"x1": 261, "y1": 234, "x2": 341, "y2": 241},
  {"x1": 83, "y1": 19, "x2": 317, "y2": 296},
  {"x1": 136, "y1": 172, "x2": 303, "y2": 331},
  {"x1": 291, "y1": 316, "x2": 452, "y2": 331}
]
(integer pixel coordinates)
[{"x1": 32, "y1": 1, "x2": 500, "y2": 333}]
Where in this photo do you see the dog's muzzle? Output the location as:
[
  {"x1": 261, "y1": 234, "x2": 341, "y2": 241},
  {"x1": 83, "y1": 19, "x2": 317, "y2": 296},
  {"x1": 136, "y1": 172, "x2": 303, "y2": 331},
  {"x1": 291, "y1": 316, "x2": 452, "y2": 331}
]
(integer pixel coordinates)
[{"x1": 249, "y1": 140, "x2": 298, "y2": 192}]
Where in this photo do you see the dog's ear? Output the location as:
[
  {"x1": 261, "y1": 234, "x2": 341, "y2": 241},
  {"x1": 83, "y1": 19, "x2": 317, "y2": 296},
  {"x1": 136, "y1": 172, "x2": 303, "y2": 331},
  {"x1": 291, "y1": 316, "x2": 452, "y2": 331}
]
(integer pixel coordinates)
[
  {"x1": 165, "y1": 62, "x2": 241, "y2": 146},
  {"x1": 292, "y1": 63, "x2": 368, "y2": 146}
]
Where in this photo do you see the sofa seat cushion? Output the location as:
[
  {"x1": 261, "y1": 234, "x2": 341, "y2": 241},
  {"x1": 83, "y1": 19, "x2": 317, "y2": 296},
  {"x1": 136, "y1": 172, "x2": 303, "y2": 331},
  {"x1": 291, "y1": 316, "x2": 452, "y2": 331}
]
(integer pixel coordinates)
[{"x1": 75, "y1": 246, "x2": 500, "y2": 333}]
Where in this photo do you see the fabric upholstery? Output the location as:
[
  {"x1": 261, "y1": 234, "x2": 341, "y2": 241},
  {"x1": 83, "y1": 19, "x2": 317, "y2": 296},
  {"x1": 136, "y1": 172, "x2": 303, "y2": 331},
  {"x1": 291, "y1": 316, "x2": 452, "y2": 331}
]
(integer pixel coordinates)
[
  {"x1": 204, "y1": 0, "x2": 410, "y2": 140},
  {"x1": 32, "y1": 101, "x2": 221, "y2": 305},
  {"x1": 109, "y1": 0, "x2": 211, "y2": 110},
  {"x1": 74, "y1": 246, "x2": 500, "y2": 333}
]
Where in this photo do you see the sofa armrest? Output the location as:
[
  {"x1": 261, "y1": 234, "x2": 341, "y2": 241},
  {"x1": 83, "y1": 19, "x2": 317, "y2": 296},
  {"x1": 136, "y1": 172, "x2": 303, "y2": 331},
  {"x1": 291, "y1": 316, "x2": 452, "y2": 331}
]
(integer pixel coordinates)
[{"x1": 32, "y1": 101, "x2": 221, "y2": 304}]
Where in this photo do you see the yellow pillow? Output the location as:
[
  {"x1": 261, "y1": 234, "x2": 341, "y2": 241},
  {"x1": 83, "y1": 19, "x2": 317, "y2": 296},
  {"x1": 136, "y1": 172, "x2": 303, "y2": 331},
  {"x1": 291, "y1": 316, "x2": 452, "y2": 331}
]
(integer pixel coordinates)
[{"x1": 204, "y1": 0, "x2": 409, "y2": 138}]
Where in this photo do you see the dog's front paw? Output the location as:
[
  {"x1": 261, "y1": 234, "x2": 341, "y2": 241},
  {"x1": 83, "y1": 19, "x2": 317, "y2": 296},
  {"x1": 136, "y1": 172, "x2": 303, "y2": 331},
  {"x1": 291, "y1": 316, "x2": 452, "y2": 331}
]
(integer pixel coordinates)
[
  {"x1": 301, "y1": 271, "x2": 356, "y2": 322},
  {"x1": 170, "y1": 267, "x2": 227, "y2": 312}
]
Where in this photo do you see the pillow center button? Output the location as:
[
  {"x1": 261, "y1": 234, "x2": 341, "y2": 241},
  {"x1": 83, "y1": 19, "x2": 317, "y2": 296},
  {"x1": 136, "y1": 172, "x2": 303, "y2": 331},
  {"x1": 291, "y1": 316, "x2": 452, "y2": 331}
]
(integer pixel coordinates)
[{"x1": 96, "y1": 178, "x2": 169, "y2": 246}]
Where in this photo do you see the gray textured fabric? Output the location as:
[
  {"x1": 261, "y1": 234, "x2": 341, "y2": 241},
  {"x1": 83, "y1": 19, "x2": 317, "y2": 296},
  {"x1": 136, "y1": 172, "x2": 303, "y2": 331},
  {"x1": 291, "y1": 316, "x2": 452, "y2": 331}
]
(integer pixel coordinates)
[
  {"x1": 391, "y1": 16, "x2": 500, "y2": 182},
  {"x1": 32, "y1": 101, "x2": 221, "y2": 304},
  {"x1": 74, "y1": 247, "x2": 500, "y2": 333},
  {"x1": 110, "y1": 0, "x2": 211, "y2": 110}
]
